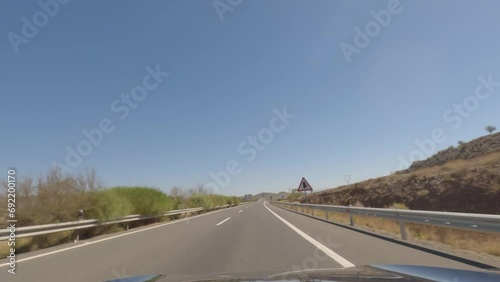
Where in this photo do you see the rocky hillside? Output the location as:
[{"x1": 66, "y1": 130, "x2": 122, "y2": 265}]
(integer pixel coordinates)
[
  {"x1": 301, "y1": 134, "x2": 500, "y2": 214},
  {"x1": 402, "y1": 132, "x2": 500, "y2": 173}
]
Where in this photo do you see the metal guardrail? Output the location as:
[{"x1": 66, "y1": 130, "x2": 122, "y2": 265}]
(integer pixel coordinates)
[
  {"x1": 0, "y1": 205, "x2": 236, "y2": 241},
  {"x1": 272, "y1": 202, "x2": 500, "y2": 240}
]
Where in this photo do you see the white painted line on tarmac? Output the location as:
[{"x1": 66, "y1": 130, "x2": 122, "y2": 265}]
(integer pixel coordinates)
[
  {"x1": 216, "y1": 217, "x2": 231, "y2": 226},
  {"x1": 264, "y1": 202, "x2": 355, "y2": 268},
  {"x1": 0, "y1": 207, "x2": 236, "y2": 268},
  {"x1": 238, "y1": 210, "x2": 243, "y2": 213}
]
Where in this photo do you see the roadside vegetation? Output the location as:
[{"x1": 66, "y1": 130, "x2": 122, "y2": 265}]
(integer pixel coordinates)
[
  {"x1": 0, "y1": 167, "x2": 239, "y2": 257},
  {"x1": 286, "y1": 189, "x2": 304, "y2": 202}
]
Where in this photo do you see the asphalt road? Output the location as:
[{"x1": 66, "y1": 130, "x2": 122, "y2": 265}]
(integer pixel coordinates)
[{"x1": 0, "y1": 200, "x2": 495, "y2": 281}]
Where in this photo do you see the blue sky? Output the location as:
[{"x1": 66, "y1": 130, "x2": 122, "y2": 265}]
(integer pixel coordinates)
[{"x1": 1, "y1": 0, "x2": 499, "y2": 196}]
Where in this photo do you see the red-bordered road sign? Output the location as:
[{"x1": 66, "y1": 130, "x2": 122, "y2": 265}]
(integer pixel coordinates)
[{"x1": 297, "y1": 177, "x2": 313, "y2": 192}]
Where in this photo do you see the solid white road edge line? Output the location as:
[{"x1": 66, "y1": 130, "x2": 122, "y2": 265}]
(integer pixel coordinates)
[
  {"x1": 0, "y1": 207, "x2": 236, "y2": 268},
  {"x1": 263, "y1": 202, "x2": 355, "y2": 268},
  {"x1": 216, "y1": 217, "x2": 231, "y2": 226}
]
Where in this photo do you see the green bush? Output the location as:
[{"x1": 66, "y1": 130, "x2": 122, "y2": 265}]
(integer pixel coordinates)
[
  {"x1": 186, "y1": 194, "x2": 239, "y2": 209},
  {"x1": 287, "y1": 191, "x2": 303, "y2": 202},
  {"x1": 189, "y1": 194, "x2": 214, "y2": 209},
  {"x1": 88, "y1": 190, "x2": 133, "y2": 222},
  {"x1": 209, "y1": 194, "x2": 225, "y2": 206},
  {"x1": 230, "y1": 196, "x2": 240, "y2": 205},
  {"x1": 109, "y1": 187, "x2": 174, "y2": 215},
  {"x1": 172, "y1": 196, "x2": 183, "y2": 210}
]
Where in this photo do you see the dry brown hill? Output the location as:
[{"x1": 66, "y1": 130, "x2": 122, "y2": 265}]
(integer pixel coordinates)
[
  {"x1": 403, "y1": 132, "x2": 500, "y2": 172},
  {"x1": 301, "y1": 133, "x2": 500, "y2": 214}
]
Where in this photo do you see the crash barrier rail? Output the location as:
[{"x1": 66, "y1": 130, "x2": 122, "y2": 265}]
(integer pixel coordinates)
[
  {"x1": 0, "y1": 205, "x2": 237, "y2": 241},
  {"x1": 271, "y1": 202, "x2": 500, "y2": 240}
]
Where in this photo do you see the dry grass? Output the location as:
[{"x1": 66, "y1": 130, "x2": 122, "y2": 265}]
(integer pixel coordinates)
[
  {"x1": 340, "y1": 212, "x2": 499, "y2": 256},
  {"x1": 482, "y1": 152, "x2": 500, "y2": 166},
  {"x1": 416, "y1": 189, "x2": 430, "y2": 197},
  {"x1": 21, "y1": 232, "x2": 74, "y2": 256},
  {"x1": 318, "y1": 151, "x2": 499, "y2": 195},
  {"x1": 0, "y1": 237, "x2": 37, "y2": 258},
  {"x1": 408, "y1": 224, "x2": 500, "y2": 256},
  {"x1": 441, "y1": 159, "x2": 470, "y2": 173},
  {"x1": 409, "y1": 151, "x2": 500, "y2": 177}
]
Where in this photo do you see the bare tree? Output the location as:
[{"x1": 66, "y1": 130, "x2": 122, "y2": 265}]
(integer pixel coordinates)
[
  {"x1": 187, "y1": 184, "x2": 213, "y2": 195},
  {"x1": 197, "y1": 183, "x2": 214, "y2": 194},
  {"x1": 75, "y1": 167, "x2": 102, "y2": 192},
  {"x1": 23, "y1": 178, "x2": 35, "y2": 196},
  {"x1": 485, "y1": 125, "x2": 496, "y2": 134},
  {"x1": 169, "y1": 186, "x2": 186, "y2": 198}
]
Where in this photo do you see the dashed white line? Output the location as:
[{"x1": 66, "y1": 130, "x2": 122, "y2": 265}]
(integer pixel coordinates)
[
  {"x1": 263, "y1": 202, "x2": 355, "y2": 268},
  {"x1": 216, "y1": 217, "x2": 231, "y2": 226},
  {"x1": 238, "y1": 210, "x2": 243, "y2": 213}
]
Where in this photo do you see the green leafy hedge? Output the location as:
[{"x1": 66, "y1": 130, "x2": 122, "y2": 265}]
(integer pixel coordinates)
[
  {"x1": 87, "y1": 187, "x2": 174, "y2": 221},
  {"x1": 110, "y1": 187, "x2": 175, "y2": 215},
  {"x1": 87, "y1": 187, "x2": 240, "y2": 221}
]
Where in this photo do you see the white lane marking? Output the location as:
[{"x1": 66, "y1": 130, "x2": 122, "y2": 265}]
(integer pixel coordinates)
[
  {"x1": 238, "y1": 210, "x2": 243, "y2": 213},
  {"x1": 216, "y1": 217, "x2": 231, "y2": 226},
  {"x1": 0, "y1": 207, "x2": 236, "y2": 268},
  {"x1": 263, "y1": 203, "x2": 355, "y2": 268}
]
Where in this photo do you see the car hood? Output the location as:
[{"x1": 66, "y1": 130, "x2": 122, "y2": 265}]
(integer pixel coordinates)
[{"x1": 104, "y1": 264, "x2": 500, "y2": 282}]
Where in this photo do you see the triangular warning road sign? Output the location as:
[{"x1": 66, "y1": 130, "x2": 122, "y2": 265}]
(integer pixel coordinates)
[{"x1": 297, "y1": 177, "x2": 313, "y2": 192}]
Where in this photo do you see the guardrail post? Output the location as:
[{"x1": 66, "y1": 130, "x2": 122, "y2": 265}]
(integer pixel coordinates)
[
  {"x1": 325, "y1": 209, "x2": 329, "y2": 221},
  {"x1": 301, "y1": 205, "x2": 304, "y2": 214},
  {"x1": 399, "y1": 221, "x2": 407, "y2": 240},
  {"x1": 74, "y1": 209, "x2": 84, "y2": 243},
  {"x1": 311, "y1": 207, "x2": 314, "y2": 217},
  {"x1": 348, "y1": 208, "x2": 354, "y2": 226}
]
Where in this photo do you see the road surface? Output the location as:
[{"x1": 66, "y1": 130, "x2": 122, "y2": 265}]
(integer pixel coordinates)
[{"x1": 0, "y1": 200, "x2": 496, "y2": 281}]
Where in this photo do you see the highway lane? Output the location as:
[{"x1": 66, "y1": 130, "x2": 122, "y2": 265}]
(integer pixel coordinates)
[
  {"x1": 0, "y1": 202, "x2": 342, "y2": 282},
  {"x1": 0, "y1": 200, "x2": 494, "y2": 281}
]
